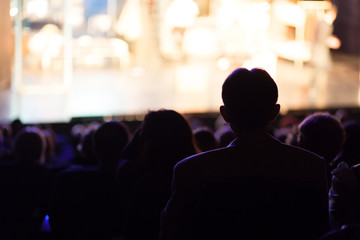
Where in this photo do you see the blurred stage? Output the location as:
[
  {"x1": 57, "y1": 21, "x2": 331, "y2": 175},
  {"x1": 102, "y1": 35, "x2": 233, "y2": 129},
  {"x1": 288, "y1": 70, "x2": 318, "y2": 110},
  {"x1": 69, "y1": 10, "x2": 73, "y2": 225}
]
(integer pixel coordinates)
[
  {"x1": 0, "y1": 51, "x2": 359, "y2": 124},
  {"x1": 2, "y1": 0, "x2": 359, "y2": 123}
]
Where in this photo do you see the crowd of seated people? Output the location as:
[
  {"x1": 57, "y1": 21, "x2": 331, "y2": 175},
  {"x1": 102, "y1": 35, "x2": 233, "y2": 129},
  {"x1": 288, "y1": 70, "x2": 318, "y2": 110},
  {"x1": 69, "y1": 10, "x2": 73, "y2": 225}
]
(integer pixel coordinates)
[
  {"x1": 0, "y1": 112, "x2": 223, "y2": 240},
  {"x1": 49, "y1": 121, "x2": 130, "y2": 240},
  {"x1": 2, "y1": 69, "x2": 360, "y2": 239}
]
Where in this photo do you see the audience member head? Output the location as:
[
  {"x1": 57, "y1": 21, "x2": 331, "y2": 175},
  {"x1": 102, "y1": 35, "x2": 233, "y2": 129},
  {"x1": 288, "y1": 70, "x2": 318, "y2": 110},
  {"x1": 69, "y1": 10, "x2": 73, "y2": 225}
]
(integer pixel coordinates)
[
  {"x1": 220, "y1": 68, "x2": 280, "y2": 134},
  {"x1": 71, "y1": 123, "x2": 86, "y2": 149},
  {"x1": 10, "y1": 119, "x2": 24, "y2": 140},
  {"x1": 94, "y1": 121, "x2": 130, "y2": 164},
  {"x1": 215, "y1": 125, "x2": 235, "y2": 147},
  {"x1": 193, "y1": 127, "x2": 218, "y2": 152},
  {"x1": 76, "y1": 128, "x2": 98, "y2": 166},
  {"x1": 297, "y1": 112, "x2": 345, "y2": 163},
  {"x1": 274, "y1": 114, "x2": 300, "y2": 143},
  {"x1": 38, "y1": 124, "x2": 56, "y2": 164},
  {"x1": 338, "y1": 120, "x2": 360, "y2": 166},
  {"x1": 13, "y1": 126, "x2": 46, "y2": 165},
  {"x1": 335, "y1": 108, "x2": 354, "y2": 123},
  {"x1": 142, "y1": 109, "x2": 198, "y2": 164},
  {"x1": 123, "y1": 109, "x2": 198, "y2": 168}
]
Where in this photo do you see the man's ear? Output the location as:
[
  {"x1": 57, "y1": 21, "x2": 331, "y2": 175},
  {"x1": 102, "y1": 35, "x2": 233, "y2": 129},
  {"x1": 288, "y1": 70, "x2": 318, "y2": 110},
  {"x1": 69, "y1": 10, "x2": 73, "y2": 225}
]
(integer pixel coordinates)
[
  {"x1": 271, "y1": 104, "x2": 281, "y2": 121},
  {"x1": 220, "y1": 105, "x2": 230, "y2": 123}
]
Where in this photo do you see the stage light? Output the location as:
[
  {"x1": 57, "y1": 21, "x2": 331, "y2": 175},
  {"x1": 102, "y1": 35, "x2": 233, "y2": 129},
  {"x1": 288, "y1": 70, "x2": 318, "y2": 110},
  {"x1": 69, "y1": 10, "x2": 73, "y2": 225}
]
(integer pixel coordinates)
[
  {"x1": 131, "y1": 67, "x2": 145, "y2": 77},
  {"x1": 165, "y1": 0, "x2": 199, "y2": 28},
  {"x1": 115, "y1": 0, "x2": 143, "y2": 41},
  {"x1": 26, "y1": 0, "x2": 49, "y2": 18},
  {"x1": 273, "y1": 1, "x2": 306, "y2": 27},
  {"x1": 10, "y1": 7, "x2": 18, "y2": 17},
  {"x1": 175, "y1": 65, "x2": 207, "y2": 93},
  {"x1": 217, "y1": 57, "x2": 230, "y2": 71},
  {"x1": 242, "y1": 51, "x2": 278, "y2": 79},
  {"x1": 182, "y1": 27, "x2": 219, "y2": 58}
]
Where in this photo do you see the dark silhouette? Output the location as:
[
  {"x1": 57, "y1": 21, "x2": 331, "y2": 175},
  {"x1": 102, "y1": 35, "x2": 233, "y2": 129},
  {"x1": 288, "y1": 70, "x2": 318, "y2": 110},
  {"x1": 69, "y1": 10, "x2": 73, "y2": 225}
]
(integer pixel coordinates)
[
  {"x1": 297, "y1": 112, "x2": 345, "y2": 183},
  {"x1": 160, "y1": 68, "x2": 329, "y2": 240},
  {"x1": 329, "y1": 161, "x2": 360, "y2": 229},
  {"x1": 10, "y1": 119, "x2": 25, "y2": 141},
  {"x1": 49, "y1": 121, "x2": 130, "y2": 240},
  {"x1": 328, "y1": 121, "x2": 360, "y2": 229},
  {"x1": 319, "y1": 224, "x2": 360, "y2": 240},
  {"x1": 13, "y1": 126, "x2": 47, "y2": 165},
  {"x1": 116, "y1": 109, "x2": 199, "y2": 240},
  {"x1": 74, "y1": 127, "x2": 98, "y2": 166},
  {"x1": 333, "y1": 120, "x2": 360, "y2": 167},
  {"x1": 215, "y1": 124, "x2": 235, "y2": 147},
  {"x1": 193, "y1": 127, "x2": 218, "y2": 152},
  {"x1": 93, "y1": 121, "x2": 130, "y2": 170},
  {"x1": 0, "y1": 126, "x2": 48, "y2": 239}
]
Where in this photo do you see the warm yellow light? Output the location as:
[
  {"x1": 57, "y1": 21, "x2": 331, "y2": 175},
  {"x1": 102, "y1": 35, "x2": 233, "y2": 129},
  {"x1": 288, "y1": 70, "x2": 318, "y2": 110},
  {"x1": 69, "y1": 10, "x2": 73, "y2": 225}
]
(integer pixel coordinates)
[
  {"x1": 217, "y1": 57, "x2": 230, "y2": 71},
  {"x1": 298, "y1": 1, "x2": 332, "y2": 11},
  {"x1": 241, "y1": 2, "x2": 271, "y2": 31},
  {"x1": 10, "y1": 7, "x2": 18, "y2": 17},
  {"x1": 88, "y1": 15, "x2": 112, "y2": 33},
  {"x1": 26, "y1": 0, "x2": 49, "y2": 18},
  {"x1": 77, "y1": 35, "x2": 93, "y2": 47},
  {"x1": 165, "y1": 0, "x2": 199, "y2": 28},
  {"x1": 175, "y1": 66, "x2": 207, "y2": 93},
  {"x1": 182, "y1": 28, "x2": 219, "y2": 58},
  {"x1": 273, "y1": 2, "x2": 306, "y2": 27},
  {"x1": 27, "y1": 24, "x2": 63, "y2": 70},
  {"x1": 216, "y1": 1, "x2": 270, "y2": 31},
  {"x1": 242, "y1": 51, "x2": 278, "y2": 79},
  {"x1": 274, "y1": 41, "x2": 312, "y2": 63},
  {"x1": 115, "y1": 0, "x2": 142, "y2": 41},
  {"x1": 327, "y1": 36, "x2": 341, "y2": 49}
]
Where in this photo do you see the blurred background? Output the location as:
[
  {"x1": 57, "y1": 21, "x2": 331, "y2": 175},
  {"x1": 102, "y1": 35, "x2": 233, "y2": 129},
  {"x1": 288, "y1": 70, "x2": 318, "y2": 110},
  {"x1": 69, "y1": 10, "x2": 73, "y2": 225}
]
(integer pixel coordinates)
[{"x1": 0, "y1": 0, "x2": 359, "y2": 123}]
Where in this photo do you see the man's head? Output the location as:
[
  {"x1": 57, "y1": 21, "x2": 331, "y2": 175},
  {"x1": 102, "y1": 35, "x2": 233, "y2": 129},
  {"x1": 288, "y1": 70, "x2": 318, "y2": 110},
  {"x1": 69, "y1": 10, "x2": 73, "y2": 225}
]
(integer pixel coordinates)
[{"x1": 220, "y1": 68, "x2": 280, "y2": 133}]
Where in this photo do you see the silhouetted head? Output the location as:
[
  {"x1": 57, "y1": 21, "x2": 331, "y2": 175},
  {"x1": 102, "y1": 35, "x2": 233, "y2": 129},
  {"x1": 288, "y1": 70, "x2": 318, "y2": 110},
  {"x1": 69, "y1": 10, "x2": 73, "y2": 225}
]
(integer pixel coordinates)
[
  {"x1": 338, "y1": 120, "x2": 360, "y2": 166},
  {"x1": 298, "y1": 112, "x2": 345, "y2": 162},
  {"x1": 220, "y1": 68, "x2": 280, "y2": 134},
  {"x1": 77, "y1": 128, "x2": 98, "y2": 166},
  {"x1": 14, "y1": 126, "x2": 46, "y2": 165},
  {"x1": 193, "y1": 127, "x2": 218, "y2": 152},
  {"x1": 142, "y1": 109, "x2": 197, "y2": 158},
  {"x1": 10, "y1": 119, "x2": 24, "y2": 139},
  {"x1": 124, "y1": 109, "x2": 198, "y2": 168},
  {"x1": 94, "y1": 121, "x2": 130, "y2": 163}
]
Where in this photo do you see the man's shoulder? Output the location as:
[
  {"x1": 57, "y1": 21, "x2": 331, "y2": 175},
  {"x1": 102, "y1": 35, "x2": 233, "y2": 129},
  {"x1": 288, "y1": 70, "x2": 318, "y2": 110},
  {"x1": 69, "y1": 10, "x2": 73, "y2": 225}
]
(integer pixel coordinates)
[
  {"x1": 280, "y1": 142, "x2": 325, "y2": 162},
  {"x1": 174, "y1": 147, "x2": 230, "y2": 171},
  {"x1": 177, "y1": 141, "x2": 325, "y2": 166}
]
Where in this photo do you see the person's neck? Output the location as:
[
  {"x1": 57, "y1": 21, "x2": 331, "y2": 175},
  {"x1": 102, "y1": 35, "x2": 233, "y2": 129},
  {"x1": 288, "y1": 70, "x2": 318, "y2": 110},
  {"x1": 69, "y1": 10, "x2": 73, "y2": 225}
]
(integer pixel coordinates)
[{"x1": 235, "y1": 127, "x2": 271, "y2": 141}]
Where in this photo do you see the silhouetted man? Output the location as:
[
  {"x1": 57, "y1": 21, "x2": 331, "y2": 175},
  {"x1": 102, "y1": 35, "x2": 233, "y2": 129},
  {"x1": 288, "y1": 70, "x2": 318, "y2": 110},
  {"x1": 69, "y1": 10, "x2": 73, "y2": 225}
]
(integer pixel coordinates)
[{"x1": 160, "y1": 68, "x2": 329, "y2": 240}]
